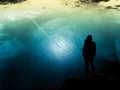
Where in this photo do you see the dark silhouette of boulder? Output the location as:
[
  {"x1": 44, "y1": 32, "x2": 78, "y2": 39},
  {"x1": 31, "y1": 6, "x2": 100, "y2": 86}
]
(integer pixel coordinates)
[
  {"x1": 59, "y1": 74, "x2": 120, "y2": 90},
  {"x1": 0, "y1": 0, "x2": 26, "y2": 4},
  {"x1": 80, "y1": 0, "x2": 110, "y2": 3},
  {"x1": 91, "y1": 0, "x2": 110, "y2": 2}
]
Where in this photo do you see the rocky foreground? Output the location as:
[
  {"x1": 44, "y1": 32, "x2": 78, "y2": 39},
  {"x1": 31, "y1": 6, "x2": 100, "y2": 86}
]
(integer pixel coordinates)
[{"x1": 59, "y1": 74, "x2": 120, "y2": 90}]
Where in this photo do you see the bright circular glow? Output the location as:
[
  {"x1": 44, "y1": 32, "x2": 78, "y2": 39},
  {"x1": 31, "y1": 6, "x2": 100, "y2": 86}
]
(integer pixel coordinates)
[{"x1": 48, "y1": 36, "x2": 73, "y2": 59}]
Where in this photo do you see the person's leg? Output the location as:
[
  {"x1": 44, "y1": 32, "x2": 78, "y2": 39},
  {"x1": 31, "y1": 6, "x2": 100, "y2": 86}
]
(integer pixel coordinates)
[
  {"x1": 85, "y1": 59, "x2": 89, "y2": 78},
  {"x1": 90, "y1": 59, "x2": 95, "y2": 76}
]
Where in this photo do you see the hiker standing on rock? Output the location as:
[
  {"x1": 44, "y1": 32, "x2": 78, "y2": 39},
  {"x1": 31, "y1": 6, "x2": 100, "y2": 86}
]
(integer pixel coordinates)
[{"x1": 82, "y1": 35, "x2": 96, "y2": 78}]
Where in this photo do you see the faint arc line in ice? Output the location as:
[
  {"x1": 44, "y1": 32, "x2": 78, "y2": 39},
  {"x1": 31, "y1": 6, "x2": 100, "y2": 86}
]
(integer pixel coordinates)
[
  {"x1": 27, "y1": 17, "x2": 61, "y2": 48},
  {"x1": 28, "y1": 17, "x2": 49, "y2": 37}
]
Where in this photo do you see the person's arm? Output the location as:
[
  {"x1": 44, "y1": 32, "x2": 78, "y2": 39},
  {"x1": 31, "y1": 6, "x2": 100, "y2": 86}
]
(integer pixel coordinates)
[
  {"x1": 93, "y1": 42, "x2": 96, "y2": 56},
  {"x1": 82, "y1": 41, "x2": 86, "y2": 56}
]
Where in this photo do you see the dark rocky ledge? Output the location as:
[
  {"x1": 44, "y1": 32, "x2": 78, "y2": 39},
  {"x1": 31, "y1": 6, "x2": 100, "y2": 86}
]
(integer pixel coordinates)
[{"x1": 59, "y1": 74, "x2": 120, "y2": 90}]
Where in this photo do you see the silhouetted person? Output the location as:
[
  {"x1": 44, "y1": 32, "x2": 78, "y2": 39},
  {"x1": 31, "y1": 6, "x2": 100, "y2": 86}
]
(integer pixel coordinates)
[{"x1": 82, "y1": 35, "x2": 96, "y2": 78}]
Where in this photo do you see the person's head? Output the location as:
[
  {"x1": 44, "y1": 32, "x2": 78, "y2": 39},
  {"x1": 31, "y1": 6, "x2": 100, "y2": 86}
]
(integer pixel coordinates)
[{"x1": 87, "y1": 35, "x2": 92, "y2": 41}]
